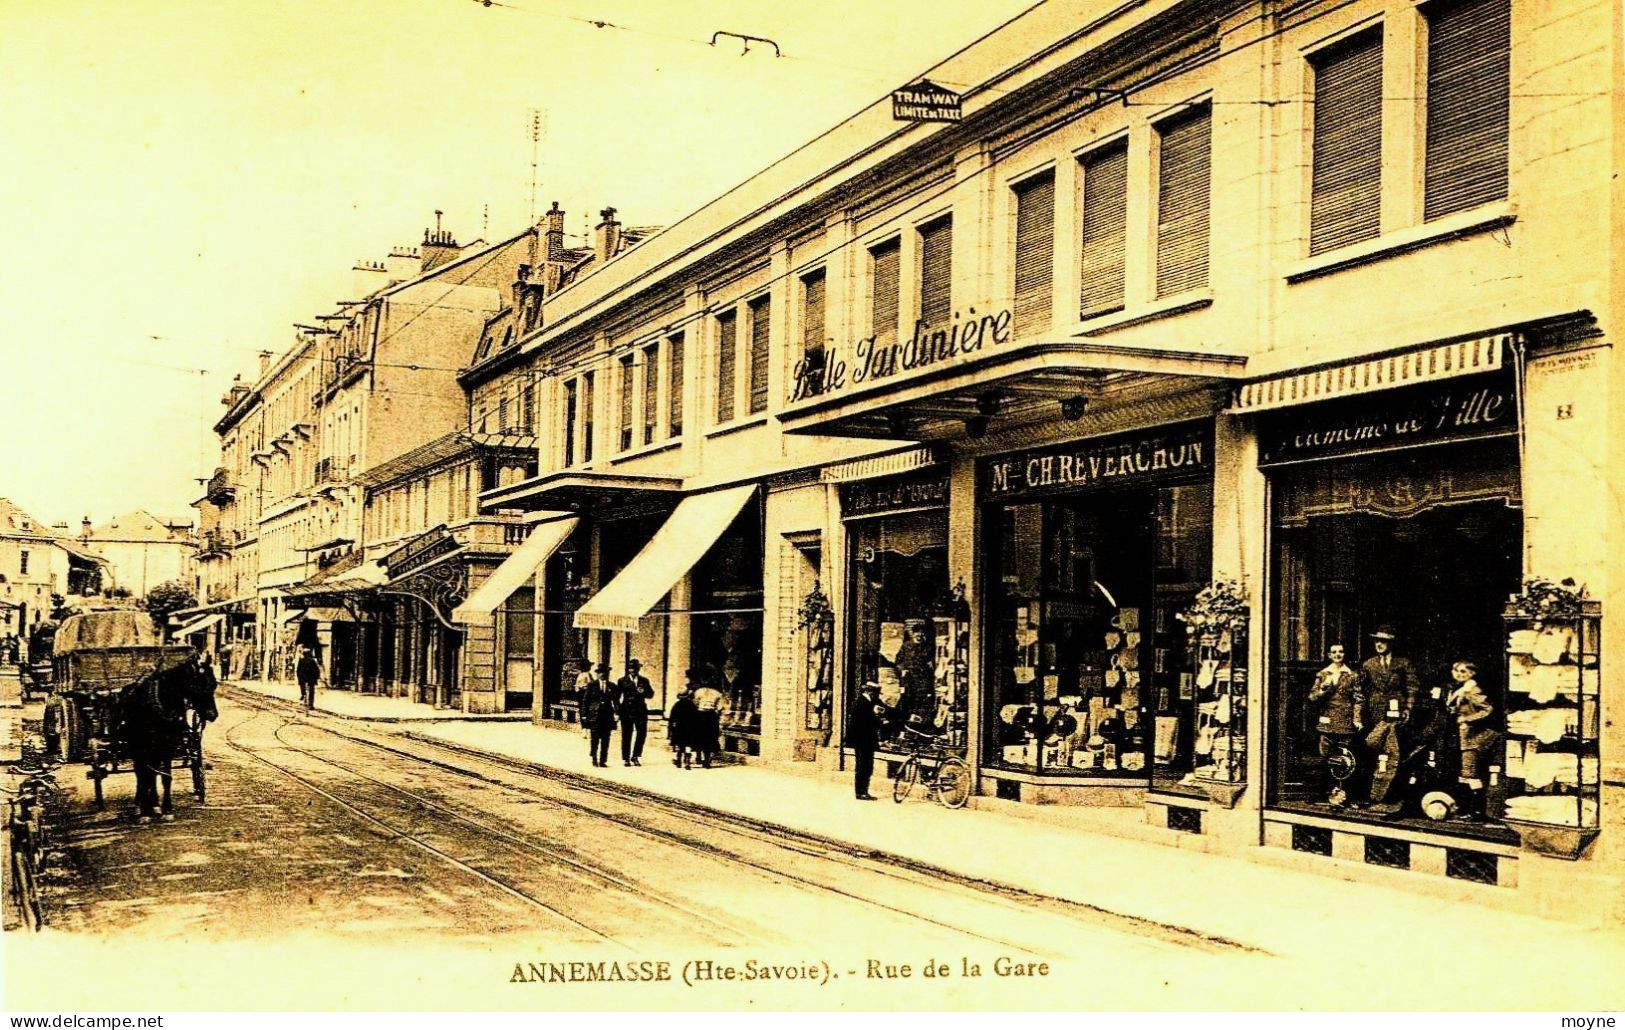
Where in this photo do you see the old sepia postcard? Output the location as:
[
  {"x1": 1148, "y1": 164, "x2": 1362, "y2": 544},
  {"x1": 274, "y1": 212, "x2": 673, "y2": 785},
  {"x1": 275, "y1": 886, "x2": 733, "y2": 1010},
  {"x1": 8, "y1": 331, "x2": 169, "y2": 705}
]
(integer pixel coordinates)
[{"x1": 3, "y1": 0, "x2": 1624, "y2": 1015}]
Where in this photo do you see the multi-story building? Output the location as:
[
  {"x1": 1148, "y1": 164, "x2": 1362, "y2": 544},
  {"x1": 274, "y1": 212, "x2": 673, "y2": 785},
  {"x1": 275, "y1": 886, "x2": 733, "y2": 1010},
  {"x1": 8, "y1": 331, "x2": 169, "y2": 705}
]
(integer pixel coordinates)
[
  {"x1": 455, "y1": 0, "x2": 1625, "y2": 923},
  {"x1": 78, "y1": 511, "x2": 196, "y2": 599}
]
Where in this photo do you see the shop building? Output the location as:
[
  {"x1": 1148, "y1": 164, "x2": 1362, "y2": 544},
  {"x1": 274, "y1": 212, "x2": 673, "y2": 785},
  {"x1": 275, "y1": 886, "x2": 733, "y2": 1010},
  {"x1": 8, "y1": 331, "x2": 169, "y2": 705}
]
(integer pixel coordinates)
[{"x1": 449, "y1": 0, "x2": 1622, "y2": 921}]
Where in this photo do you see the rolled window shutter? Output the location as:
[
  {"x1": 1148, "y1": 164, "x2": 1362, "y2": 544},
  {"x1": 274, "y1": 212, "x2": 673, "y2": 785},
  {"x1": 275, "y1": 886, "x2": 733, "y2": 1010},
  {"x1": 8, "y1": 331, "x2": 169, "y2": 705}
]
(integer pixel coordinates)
[
  {"x1": 748, "y1": 294, "x2": 771, "y2": 414},
  {"x1": 1425, "y1": 0, "x2": 1511, "y2": 221},
  {"x1": 1079, "y1": 143, "x2": 1128, "y2": 317},
  {"x1": 1310, "y1": 29, "x2": 1384, "y2": 256},
  {"x1": 1013, "y1": 172, "x2": 1056, "y2": 338},
  {"x1": 918, "y1": 216, "x2": 953, "y2": 335},
  {"x1": 715, "y1": 311, "x2": 736, "y2": 423},
  {"x1": 618, "y1": 353, "x2": 634, "y2": 450},
  {"x1": 1156, "y1": 106, "x2": 1212, "y2": 297},
  {"x1": 642, "y1": 343, "x2": 659, "y2": 444},
  {"x1": 871, "y1": 239, "x2": 901, "y2": 349},
  {"x1": 668, "y1": 332, "x2": 685, "y2": 436},
  {"x1": 802, "y1": 270, "x2": 826, "y2": 360}
]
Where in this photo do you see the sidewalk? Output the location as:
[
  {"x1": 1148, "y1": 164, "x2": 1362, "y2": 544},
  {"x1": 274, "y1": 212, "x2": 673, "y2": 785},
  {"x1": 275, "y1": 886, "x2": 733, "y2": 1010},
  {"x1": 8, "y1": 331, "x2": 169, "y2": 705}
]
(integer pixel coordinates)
[
  {"x1": 223, "y1": 677, "x2": 1625, "y2": 1009},
  {"x1": 231, "y1": 677, "x2": 531, "y2": 722}
]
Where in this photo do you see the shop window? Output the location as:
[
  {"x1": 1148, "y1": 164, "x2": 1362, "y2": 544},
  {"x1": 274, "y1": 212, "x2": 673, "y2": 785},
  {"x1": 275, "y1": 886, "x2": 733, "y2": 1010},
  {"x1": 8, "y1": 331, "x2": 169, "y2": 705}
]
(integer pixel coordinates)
[
  {"x1": 618, "y1": 352, "x2": 635, "y2": 452},
  {"x1": 692, "y1": 504, "x2": 764, "y2": 747},
  {"x1": 870, "y1": 239, "x2": 901, "y2": 352},
  {"x1": 668, "y1": 332, "x2": 685, "y2": 438},
  {"x1": 1079, "y1": 142, "x2": 1128, "y2": 317},
  {"x1": 1309, "y1": 28, "x2": 1384, "y2": 255},
  {"x1": 985, "y1": 482, "x2": 1209, "y2": 778},
  {"x1": 846, "y1": 511, "x2": 966, "y2": 751},
  {"x1": 1011, "y1": 171, "x2": 1055, "y2": 339},
  {"x1": 1268, "y1": 440, "x2": 1522, "y2": 841},
  {"x1": 1155, "y1": 104, "x2": 1212, "y2": 297},
  {"x1": 1424, "y1": 0, "x2": 1511, "y2": 221},
  {"x1": 747, "y1": 294, "x2": 771, "y2": 415},
  {"x1": 917, "y1": 216, "x2": 953, "y2": 338},
  {"x1": 715, "y1": 310, "x2": 737, "y2": 424},
  {"x1": 799, "y1": 268, "x2": 828, "y2": 397},
  {"x1": 504, "y1": 588, "x2": 536, "y2": 659}
]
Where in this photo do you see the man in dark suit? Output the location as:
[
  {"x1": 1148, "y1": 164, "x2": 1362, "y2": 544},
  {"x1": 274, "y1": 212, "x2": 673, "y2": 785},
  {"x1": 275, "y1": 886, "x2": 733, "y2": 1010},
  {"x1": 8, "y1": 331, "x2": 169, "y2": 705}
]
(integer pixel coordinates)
[
  {"x1": 615, "y1": 658, "x2": 655, "y2": 766},
  {"x1": 845, "y1": 681, "x2": 891, "y2": 801},
  {"x1": 1360, "y1": 625, "x2": 1421, "y2": 811},
  {"x1": 582, "y1": 663, "x2": 618, "y2": 768},
  {"x1": 296, "y1": 646, "x2": 321, "y2": 711}
]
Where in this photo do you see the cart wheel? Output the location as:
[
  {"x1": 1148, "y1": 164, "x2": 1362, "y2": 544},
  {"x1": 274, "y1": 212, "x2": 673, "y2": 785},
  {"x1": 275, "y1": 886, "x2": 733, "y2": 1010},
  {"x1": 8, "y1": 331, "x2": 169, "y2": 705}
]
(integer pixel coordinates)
[
  {"x1": 54, "y1": 702, "x2": 82, "y2": 764},
  {"x1": 191, "y1": 750, "x2": 206, "y2": 803},
  {"x1": 41, "y1": 703, "x2": 60, "y2": 759},
  {"x1": 892, "y1": 756, "x2": 919, "y2": 803},
  {"x1": 933, "y1": 757, "x2": 972, "y2": 809}
]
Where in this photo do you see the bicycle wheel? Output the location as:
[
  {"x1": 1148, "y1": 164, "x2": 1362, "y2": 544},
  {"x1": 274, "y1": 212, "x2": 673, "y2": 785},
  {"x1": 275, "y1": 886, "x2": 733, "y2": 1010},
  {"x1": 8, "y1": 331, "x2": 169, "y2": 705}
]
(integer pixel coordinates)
[
  {"x1": 932, "y1": 758, "x2": 972, "y2": 809},
  {"x1": 892, "y1": 756, "x2": 919, "y2": 803},
  {"x1": 11, "y1": 847, "x2": 41, "y2": 931}
]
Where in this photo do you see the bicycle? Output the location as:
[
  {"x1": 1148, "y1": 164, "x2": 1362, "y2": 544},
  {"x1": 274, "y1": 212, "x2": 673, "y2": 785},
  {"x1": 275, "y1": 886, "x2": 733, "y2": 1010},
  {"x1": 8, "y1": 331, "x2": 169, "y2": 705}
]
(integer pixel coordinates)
[
  {"x1": 890, "y1": 726, "x2": 972, "y2": 809},
  {"x1": 6, "y1": 763, "x2": 61, "y2": 931}
]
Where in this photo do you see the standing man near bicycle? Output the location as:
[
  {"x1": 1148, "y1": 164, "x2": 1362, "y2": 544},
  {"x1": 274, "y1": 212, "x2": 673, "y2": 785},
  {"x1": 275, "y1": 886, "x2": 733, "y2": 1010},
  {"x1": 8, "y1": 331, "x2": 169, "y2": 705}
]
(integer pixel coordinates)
[{"x1": 846, "y1": 680, "x2": 892, "y2": 801}]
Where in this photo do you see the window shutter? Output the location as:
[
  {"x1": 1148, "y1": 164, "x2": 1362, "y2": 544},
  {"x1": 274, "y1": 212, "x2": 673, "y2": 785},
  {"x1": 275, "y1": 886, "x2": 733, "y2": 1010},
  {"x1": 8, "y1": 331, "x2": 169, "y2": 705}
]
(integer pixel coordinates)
[
  {"x1": 1310, "y1": 30, "x2": 1384, "y2": 256},
  {"x1": 871, "y1": 239, "x2": 901, "y2": 349},
  {"x1": 1079, "y1": 143, "x2": 1128, "y2": 317},
  {"x1": 801, "y1": 269, "x2": 827, "y2": 395},
  {"x1": 1013, "y1": 172, "x2": 1055, "y2": 338},
  {"x1": 918, "y1": 216, "x2": 953, "y2": 335},
  {"x1": 748, "y1": 294, "x2": 771, "y2": 414},
  {"x1": 562, "y1": 379, "x2": 577, "y2": 466},
  {"x1": 618, "y1": 353, "x2": 634, "y2": 451},
  {"x1": 580, "y1": 371, "x2": 594, "y2": 463},
  {"x1": 715, "y1": 311, "x2": 736, "y2": 423},
  {"x1": 1424, "y1": 0, "x2": 1511, "y2": 221},
  {"x1": 642, "y1": 343, "x2": 659, "y2": 445},
  {"x1": 1156, "y1": 106, "x2": 1212, "y2": 297},
  {"x1": 668, "y1": 332, "x2": 685, "y2": 437}
]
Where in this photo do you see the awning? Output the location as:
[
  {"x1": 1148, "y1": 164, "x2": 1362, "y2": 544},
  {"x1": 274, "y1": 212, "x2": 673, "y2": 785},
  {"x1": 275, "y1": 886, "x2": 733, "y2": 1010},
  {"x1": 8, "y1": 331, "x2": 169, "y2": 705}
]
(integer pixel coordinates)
[
  {"x1": 278, "y1": 609, "x2": 305, "y2": 624},
  {"x1": 172, "y1": 612, "x2": 224, "y2": 638},
  {"x1": 574, "y1": 485, "x2": 757, "y2": 633},
  {"x1": 303, "y1": 606, "x2": 356, "y2": 624},
  {"x1": 1229, "y1": 333, "x2": 1509, "y2": 413},
  {"x1": 170, "y1": 594, "x2": 255, "y2": 619},
  {"x1": 479, "y1": 469, "x2": 683, "y2": 513},
  {"x1": 449, "y1": 515, "x2": 579, "y2": 627}
]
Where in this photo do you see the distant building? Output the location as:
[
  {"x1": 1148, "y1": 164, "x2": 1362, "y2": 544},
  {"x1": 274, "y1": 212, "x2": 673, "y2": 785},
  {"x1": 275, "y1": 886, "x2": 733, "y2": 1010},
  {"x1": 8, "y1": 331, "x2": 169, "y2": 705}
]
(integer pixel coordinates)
[
  {"x1": 0, "y1": 498, "x2": 108, "y2": 638},
  {"x1": 79, "y1": 511, "x2": 196, "y2": 598}
]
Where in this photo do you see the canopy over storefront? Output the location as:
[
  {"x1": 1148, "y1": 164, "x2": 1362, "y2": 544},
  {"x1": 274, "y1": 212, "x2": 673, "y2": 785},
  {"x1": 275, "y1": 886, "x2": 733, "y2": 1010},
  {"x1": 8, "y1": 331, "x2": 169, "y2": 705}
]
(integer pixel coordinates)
[
  {"x1": 171, "y1": 612, "x2": 224, "y2": 638},
  {"x1": 573, "y1": 485, "x2": 757, "y2": 633},
  {"x1": 449, "y1": 515, "x2": 579, "y2": 627}
]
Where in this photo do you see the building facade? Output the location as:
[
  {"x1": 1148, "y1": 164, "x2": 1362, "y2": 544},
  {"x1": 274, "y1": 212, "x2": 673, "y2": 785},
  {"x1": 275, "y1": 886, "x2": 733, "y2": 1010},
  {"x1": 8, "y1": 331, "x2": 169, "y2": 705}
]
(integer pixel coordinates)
[
  {"x1": 78, "y1": 510, "x2": 196, "y2": 599},
  {"x1": 452, "y1": 0, "x2": 1625, "y2": 923}
]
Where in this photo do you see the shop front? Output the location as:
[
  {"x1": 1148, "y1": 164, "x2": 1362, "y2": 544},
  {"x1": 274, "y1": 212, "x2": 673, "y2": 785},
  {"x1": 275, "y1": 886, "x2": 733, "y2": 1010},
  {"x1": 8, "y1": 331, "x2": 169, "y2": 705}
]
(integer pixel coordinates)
[
  {"x1": 977, "y1": 421, "x2": 1216, "y2": 801},
  {"x1": 1254, "y1": 365, "x2": 1532, "y2": 852}
]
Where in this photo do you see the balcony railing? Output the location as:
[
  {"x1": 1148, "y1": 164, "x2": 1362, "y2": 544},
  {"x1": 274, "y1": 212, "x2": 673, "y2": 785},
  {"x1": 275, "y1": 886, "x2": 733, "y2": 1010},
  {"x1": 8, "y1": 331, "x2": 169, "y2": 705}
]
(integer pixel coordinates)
[{"x1": 206, "y1": 468, "x2": 236, "y2": 505}]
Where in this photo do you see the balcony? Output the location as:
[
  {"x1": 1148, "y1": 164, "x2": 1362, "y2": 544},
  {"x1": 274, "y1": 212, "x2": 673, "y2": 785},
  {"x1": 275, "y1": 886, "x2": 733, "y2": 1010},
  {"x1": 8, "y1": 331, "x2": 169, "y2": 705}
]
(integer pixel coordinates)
[
  {"x1": 196, "y1": 529, "x2": 234, "y2": 559},
  {"x1": 205, "y1": 468, "x2": 236, "y2": 505}
]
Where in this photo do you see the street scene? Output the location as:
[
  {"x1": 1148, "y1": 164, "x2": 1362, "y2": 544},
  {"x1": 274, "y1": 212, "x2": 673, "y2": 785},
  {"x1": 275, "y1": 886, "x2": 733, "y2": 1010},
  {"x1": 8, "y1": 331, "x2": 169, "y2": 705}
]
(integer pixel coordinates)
[{"x1": 5, "y1": 0, "x2": 1625, "y2": 1015}]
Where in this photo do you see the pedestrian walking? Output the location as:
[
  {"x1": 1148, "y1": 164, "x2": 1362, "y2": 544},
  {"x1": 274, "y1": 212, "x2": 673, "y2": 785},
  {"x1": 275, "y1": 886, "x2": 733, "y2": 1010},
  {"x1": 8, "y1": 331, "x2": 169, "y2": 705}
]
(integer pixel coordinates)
[
  {"x1": 581, "y1": 663, "x2": 618, "y2": 768},
  {"x1": 690, "y1": 667, "x2": 726, "y2": 768},
  {"x1": 845, "y1": 681, "x2": 892, "y2": 801},
  {"x1": 615, "y1": 659, "x2": 655, "y2": 766},
  {"x1": 569, "y1": 656, "x2": 593, "y2": 702},
  {"x1": 667, "y1": 679, "x2": 698, "y2": 768},
  {"x1": 295, "y1": 646, "x2": 321, "y2": 711}
]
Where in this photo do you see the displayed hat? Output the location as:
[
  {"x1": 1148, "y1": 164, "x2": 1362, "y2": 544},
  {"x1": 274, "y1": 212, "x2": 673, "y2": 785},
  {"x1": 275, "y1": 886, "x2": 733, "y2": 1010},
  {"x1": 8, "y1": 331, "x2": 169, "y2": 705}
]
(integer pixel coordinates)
[
  {"x1": 1047, "y1": 712, "x2": 1079, "y2": 739},
  {"x1": 860, "y1": 680, "x2": 880, "y2": 692},
  {"x1": 1420, "y1": 790, "x2": 1456, "y2": 821},
  {"x1": 1370, "y1": 625, "x2": 1398, "y2": 641}
]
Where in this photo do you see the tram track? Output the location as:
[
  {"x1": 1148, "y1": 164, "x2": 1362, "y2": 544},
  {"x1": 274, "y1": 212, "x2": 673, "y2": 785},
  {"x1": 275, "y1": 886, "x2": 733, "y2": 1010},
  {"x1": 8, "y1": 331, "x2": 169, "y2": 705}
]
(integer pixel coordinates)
[{"x1": 220, "y1": 686, "x2": 1263, "y2": 958}]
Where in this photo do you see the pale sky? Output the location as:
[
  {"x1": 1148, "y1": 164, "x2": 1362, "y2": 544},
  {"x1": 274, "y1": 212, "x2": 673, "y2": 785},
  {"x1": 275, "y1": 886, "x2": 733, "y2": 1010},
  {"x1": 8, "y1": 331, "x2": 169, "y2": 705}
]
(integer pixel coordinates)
[{"x1": 0, "y1": 0, "x2": 1035, "y2": 529}]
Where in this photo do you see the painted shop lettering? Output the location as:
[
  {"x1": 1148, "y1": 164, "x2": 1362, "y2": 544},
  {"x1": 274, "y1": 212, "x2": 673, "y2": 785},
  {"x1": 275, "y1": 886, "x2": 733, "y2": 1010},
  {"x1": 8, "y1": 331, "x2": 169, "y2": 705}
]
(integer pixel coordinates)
[
  {"x1": 790, "y1": 308, "x2": 1013, "y2": 401},
  {"x1": 994, "y1": 440, "x2": 1204, "y2": 495},
  {"x1": 1289, "y1": 387, "x2": 1507, "y2": 452}
]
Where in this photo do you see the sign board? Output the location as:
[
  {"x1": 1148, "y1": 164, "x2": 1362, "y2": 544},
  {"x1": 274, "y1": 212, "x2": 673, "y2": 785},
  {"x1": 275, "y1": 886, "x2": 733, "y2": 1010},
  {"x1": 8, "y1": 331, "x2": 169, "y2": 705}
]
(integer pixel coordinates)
[
  {"x1": 980, "y1": 422, "x2": 1214, "y2": 502},
  {"x1": 840, "y1": 468, "x2": 951, "y2": 519},
  {"x1": 892, "y1": 80, "x2": 962, "y2": 123}
]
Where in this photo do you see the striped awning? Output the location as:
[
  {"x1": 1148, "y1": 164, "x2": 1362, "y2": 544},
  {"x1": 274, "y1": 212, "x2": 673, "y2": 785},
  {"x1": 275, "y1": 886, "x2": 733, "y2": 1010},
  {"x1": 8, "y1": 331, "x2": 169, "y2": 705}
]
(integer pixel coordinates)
[
  {"x1": 1230, "y1": 334, "x2": 1509, "y2": 413},
  {"x1": 819, "y1": 446, "x2": 939, "y2": 484}
]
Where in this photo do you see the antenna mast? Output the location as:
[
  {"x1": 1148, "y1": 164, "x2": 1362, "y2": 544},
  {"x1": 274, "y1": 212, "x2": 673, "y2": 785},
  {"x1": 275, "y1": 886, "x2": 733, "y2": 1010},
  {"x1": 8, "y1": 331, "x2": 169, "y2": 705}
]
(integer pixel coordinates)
[{"x1": 528, "y1": 108, "x2": 547, "y2": 223}]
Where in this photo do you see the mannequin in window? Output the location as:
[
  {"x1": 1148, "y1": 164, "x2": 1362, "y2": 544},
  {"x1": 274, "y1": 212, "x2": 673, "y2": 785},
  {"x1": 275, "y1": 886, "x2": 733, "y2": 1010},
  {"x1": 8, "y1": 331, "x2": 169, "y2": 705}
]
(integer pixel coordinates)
[
  {"x1": 1360, "y1": 624, "x2": 1421, "y2": 813},
  {"x1": 1446, "y1": 660, "x2": 1498, "y2": 793},
  {"x1": 1309, "y1": 643, "x2": 1362, "y2": 806}
]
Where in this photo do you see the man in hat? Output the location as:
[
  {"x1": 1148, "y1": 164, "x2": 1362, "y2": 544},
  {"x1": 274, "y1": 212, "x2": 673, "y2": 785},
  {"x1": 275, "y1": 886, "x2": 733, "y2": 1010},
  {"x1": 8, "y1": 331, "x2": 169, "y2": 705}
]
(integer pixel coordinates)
[
  {"x1": 1360, "y1": 624, "x2": 1420, "y2": 811},
  {"x1": 615, "y1": 658, "x2": 655, "y2": 766},
  {"x1": 845, "y1": 681, "x2": 893, "y2": 801},
  {"x1": 582, "y1": 663, "x2": 618, "y2": 768},
  {"x1": 296, "y1": 646, "x2": 321, "y2": 711}
]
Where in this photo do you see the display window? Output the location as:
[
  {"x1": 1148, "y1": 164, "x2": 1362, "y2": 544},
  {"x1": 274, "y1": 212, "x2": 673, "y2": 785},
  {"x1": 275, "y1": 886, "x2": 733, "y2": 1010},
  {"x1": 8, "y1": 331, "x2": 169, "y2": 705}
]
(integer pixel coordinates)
[
  {"x1": 846, "y1": 511, "x2": 967, "y2": 750},
  {"x1": 1267, "y1": 439, "x2": 1523, "y2": 839},
  {"x1": 984, "y1": 482, "x2": 1212, "y2": 778},
  {"x1": 692, "y1": 504, "x2": 765, "y2": 744}
]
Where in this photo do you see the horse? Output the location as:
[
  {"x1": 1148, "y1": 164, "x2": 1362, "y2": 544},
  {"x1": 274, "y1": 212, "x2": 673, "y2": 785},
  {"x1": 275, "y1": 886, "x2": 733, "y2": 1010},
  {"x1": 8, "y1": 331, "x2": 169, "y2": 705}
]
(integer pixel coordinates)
[{"x1": 114, "y1": 657, "x2": 219, "y2": 822}]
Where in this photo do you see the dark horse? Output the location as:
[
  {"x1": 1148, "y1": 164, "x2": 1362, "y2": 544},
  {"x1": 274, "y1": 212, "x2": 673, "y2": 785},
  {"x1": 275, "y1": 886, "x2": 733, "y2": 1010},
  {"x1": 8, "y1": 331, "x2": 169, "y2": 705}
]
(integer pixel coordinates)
[{"x1": 115, "y1": 657, "x2": 219, "y2": 821}]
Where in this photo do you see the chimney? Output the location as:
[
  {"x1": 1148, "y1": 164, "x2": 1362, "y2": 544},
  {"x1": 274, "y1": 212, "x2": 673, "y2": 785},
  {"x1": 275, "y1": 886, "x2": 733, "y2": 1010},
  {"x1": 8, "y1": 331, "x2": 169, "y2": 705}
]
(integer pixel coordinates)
[
  {"x1": 80, "y1": 517, "x2": 91, "y2": 540},
  {"x1": 595, "y1": 207, "x2": 621, "y2": 265},
  {"x1": 351, "y1": 258, "x2": 390, "y2": 298},
  {"x1": 258, "y1": 351, "x2": 272, "y2": 377},
  {"x1": 421, "y1": 210, "x2": 460, "y2": 273},
  {"x1": 544, "y1": 201, "x2": 565, "y2": 263},
  {"x1": 386, "y1": 245, "x2": 419, "y2": 281},
  {"x1": 221, "y1": 373, "x2": 251, "y2": 408}
]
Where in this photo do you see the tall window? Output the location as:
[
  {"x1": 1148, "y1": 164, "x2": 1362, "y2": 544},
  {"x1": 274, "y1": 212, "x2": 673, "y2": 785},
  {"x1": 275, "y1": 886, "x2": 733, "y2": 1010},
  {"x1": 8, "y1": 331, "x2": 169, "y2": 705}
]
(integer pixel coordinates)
[
  {"x1": 1310, "y1": 29, "x2": 1384, "y2": 255},
  {"x1": 800, "y1": 268, "x2": 827, "y2": 394},
  {"x1": 520, "y1": 382, "x2": 534, "y2": 434},
  {"x1": 1424, "y1": 0, "x2": 1511, "y2": 221},
  {"x1": 1079, "y1": 143, "x2": 1129, "y2": 317},
  {"x1": 562, "y1": 379, "x2": 578, "y2": 467},
  {"x1": 618, "y1": 352, "x2": 635, "y2": 451},
  {"x1": 642, "y1": 343, "x2": 660, "y2": 446},
  {"x1": 1156, "y1": 105, "x2": 1212, "y2": 297},
  {"x1": 668, "y1": 332, "x2": 685, "y2": 437},
  {"x1": 748, "y1": 294, "x2": 771, "y2": 415},
  {"x1": 580, "y1": 371, "x2": 594, "y2": 463},
  {"x1": 715, "y1": 310, "x2": 737, "y2": 423},
  {"x1": 1012, "y1": 171, "x2": 1055, "y2": 338},
  {"x1": 870, "y1": 239, "x2": 901, "y2": 350},
  {"x1": 918, "y1": 216, "x2": 953, "y2": 337},
  {"x1": 18, "y1": 551, "x2": 28, "y2": 576}
]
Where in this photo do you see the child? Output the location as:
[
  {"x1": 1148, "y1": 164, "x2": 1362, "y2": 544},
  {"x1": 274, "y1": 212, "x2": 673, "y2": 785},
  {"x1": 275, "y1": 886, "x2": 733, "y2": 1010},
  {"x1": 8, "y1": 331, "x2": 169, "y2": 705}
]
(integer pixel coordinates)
[
  {"x1": 1446, "y1": 660, "x2": 1497, "y2": 790},
  {"x1": 668, "y1": 681, "x2": 698, "y2": 769}
]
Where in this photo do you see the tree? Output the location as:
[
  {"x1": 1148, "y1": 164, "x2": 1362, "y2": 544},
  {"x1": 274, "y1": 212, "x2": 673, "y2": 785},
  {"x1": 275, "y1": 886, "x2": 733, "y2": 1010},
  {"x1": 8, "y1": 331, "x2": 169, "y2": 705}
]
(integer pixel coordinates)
[{"x1": 142, "y1": 580, "x2": 197, "y2": 630}]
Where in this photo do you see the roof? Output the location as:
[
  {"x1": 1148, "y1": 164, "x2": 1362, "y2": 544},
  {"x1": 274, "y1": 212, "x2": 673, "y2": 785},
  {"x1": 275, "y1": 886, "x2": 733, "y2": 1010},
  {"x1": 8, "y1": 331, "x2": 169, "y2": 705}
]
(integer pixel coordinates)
[
  {"x1": 0, "y1": 498, "x2": 52, "y2": 539},
  {"x1": 87, "y1": 510, "x2": 195, "y2": 542},
  {"x1": 354, "y1": 431, "x2": 479, "y2": 491}
]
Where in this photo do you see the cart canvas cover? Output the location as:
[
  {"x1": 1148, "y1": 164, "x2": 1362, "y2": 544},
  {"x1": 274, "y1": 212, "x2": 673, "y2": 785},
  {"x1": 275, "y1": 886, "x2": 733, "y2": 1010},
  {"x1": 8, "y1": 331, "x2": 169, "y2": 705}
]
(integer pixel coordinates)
[{"x1": 54, "y1": 611, "x2": 163, "y2": 652}]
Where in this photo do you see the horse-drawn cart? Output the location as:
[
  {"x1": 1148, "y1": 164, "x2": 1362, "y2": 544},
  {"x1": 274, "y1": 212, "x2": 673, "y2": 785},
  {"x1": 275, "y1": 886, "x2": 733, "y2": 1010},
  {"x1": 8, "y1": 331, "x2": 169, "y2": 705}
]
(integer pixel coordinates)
[{"x1": 41, "y1": 610, "x2": 214, "y2": 812}]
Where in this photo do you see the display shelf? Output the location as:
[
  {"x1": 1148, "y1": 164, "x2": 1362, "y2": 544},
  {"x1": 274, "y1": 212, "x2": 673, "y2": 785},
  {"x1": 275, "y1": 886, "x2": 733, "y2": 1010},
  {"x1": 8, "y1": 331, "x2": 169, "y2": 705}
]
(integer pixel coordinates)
[{"x1": 1501, "y1": 601, "x2": 1601, "y2": 858}]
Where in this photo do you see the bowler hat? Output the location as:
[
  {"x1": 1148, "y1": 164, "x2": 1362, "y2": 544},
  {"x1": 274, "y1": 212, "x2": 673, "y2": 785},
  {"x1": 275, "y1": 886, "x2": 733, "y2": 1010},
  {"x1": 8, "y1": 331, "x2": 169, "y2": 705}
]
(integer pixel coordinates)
[
  {"x1": 627, "y1": 658, "x2": 641, "y2": 669},
  {"x1": 1370, "y1": 625, "x2": 1398, "y2": 641}
]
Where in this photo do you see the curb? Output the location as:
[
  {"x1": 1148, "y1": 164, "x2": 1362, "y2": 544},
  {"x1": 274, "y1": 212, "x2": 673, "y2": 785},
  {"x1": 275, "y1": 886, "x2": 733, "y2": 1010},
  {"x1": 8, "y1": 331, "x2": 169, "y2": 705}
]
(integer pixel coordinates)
[{"x1": 220, "y1": 683, "x2": 532, "y2": 724}]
